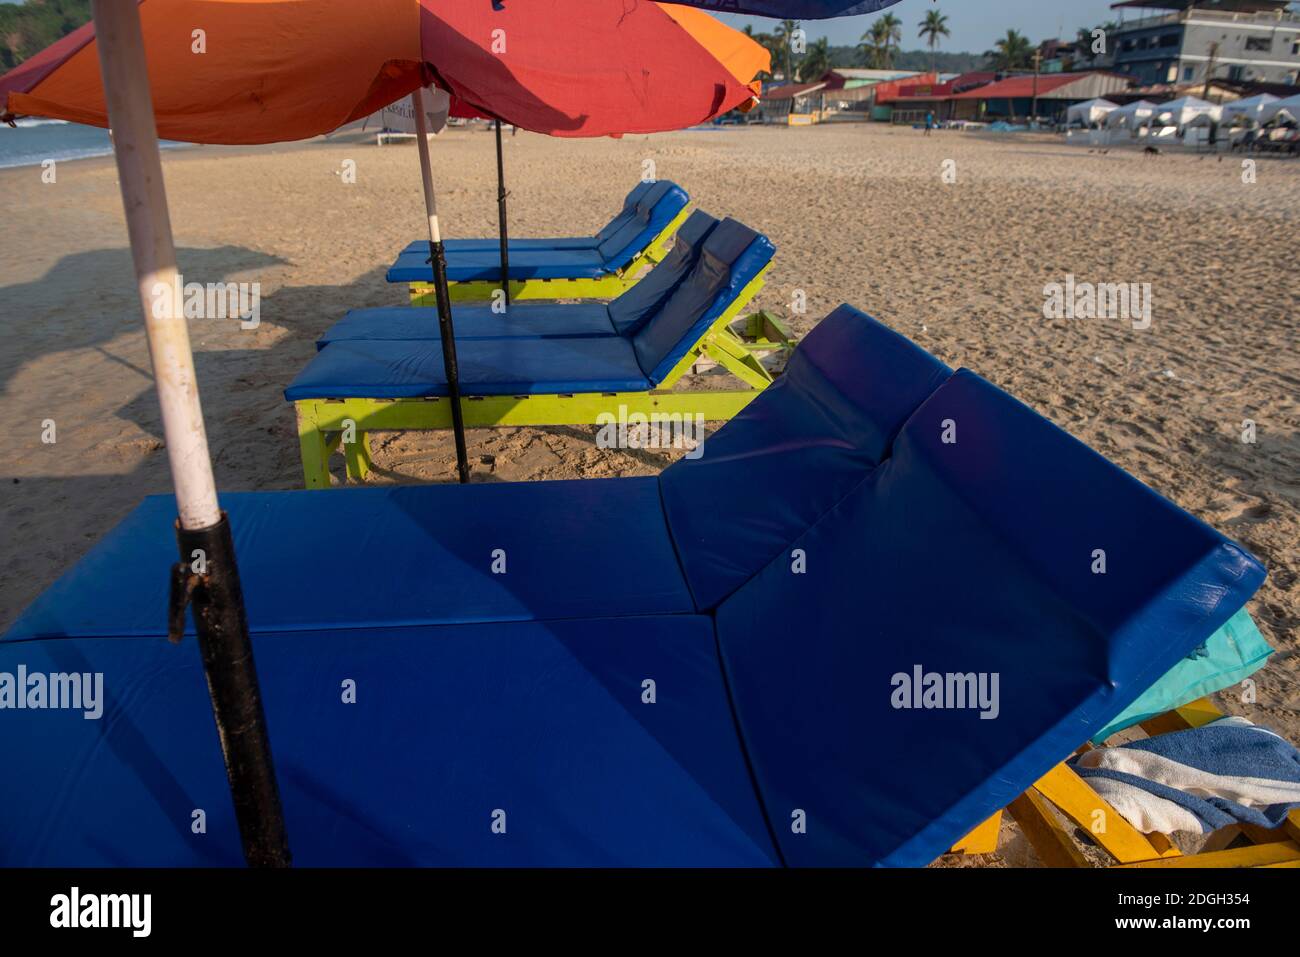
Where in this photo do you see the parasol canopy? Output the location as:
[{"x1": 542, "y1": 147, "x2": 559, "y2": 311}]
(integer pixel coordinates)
[{"x1": 0, "y1": 0, "x2": 769, "y2": 143}]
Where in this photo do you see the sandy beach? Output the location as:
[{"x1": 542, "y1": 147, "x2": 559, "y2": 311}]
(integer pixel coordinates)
[{"x1": 1, "y1": 122, "x2": 1297, "y2": 861}]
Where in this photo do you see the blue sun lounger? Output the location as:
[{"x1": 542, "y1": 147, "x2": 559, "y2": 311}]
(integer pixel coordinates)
[
  {"x1": 0, "y1": 305, "x2": 1264, "y2": 866},
  {"x1": 325, "y1": 210, "x2": 740, "y2": 347},
  {"x1": 292, "y1": 218, "x2": 782, "y2": 487},
  {"x1": 433, "y1": 179, "x2": 659, "y2": 253},
  {"x1": 389, "y1": 180, "x2": 692, "y2": 304}
]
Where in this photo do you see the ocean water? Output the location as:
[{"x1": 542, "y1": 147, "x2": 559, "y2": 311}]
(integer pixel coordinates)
[{"x1": 0, "y1": 118, "x2": 189, "y2": 169}]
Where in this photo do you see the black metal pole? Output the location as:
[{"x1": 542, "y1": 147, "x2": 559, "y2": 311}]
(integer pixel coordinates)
[
  {"x1": 430, "y1": 241, "x2": 472, "y2": 483},
  {"x1": 495, "y1": 117, "x2": 510, "y2": 307},
  {"x1": 170, "y1": 514, "x2": 291, "y2": 867},
  {"x1": 411, "y1": 87, "x2": 471, "y2": 484}
]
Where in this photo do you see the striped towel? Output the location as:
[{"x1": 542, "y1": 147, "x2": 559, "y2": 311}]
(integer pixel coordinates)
[{"x1": 1072, "y1": 716, "x2": 1300, "y2": 834}]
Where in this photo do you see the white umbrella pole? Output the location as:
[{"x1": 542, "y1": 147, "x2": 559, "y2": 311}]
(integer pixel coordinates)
[
  {"x1": 91, "y1": 0, "x2": 290, "y2": 867},
  {"x1": 413, "y1": 87, "x2": 471, "y2": 483}
]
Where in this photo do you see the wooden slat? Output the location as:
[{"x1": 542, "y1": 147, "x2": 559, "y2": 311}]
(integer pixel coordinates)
[
  {"x1": 1032, "y1": 764, "x2": 1178, "y2": 864},
  {"x1": 950, "y1": 811, "x2": 1002, "y2": 855},
  {"x1": 1119, "y1": 841, "x2": 1300, "y2": 868},
  {"x1": 1139, "y1": 696, "x2": 1222, "y2": 736},
  {"x1": 1007, "y1": 789, "x2": 1091, "y2": 868}
]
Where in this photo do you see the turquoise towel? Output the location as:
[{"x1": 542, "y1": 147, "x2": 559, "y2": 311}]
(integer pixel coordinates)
[{"x1": 1092, "y1": 608, "x2": 1273, "y2": 744}]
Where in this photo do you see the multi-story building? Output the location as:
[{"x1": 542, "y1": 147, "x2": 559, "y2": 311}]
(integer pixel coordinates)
[{"x1": 1099, "y1": 1, "x2": 1300, "y2": 86}]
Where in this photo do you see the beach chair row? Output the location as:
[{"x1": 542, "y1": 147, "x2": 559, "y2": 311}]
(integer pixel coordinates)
[
  {"x1": 286, "y1": 186, "x2": 1292, "y2": 868},
  {"x1": 291, "y1": 199, "x2": 794, "y2": 488},
  {"x1": 389, "y1": 179, "x2": 693, "y2": 304},
  {"x1": 2, "y1": 304, "x2": 1277, "y2": 867}
]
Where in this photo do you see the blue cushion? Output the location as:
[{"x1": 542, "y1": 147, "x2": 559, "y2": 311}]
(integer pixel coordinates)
[
  {"x1": 284, "y1": 337, "x2": 650, "y2": 399},
  {"x1": 662, "y1": 305, "x2": 952, "y2": 609},
  {"x1": 631, "y1": 218, "x2": 776, "y2": 384},
  {"x1": 394, "y1": 182, "x2": 660, "y2": 256},
  {"x1": 328, "y1": 211, "x2": 722, "y2": 350},
  {"x1": 409, "y1": 237, "x2": 599, "y2": 254},
  {"x1": 0, "y1": 615, "x2": 776, "y2": 865},
  {"x1": 3, "y1": 480, "x2": 693, "y2": 642},
  {"x1": 712, "y1": 366, "x2": 1266, "y2": 867},
  {"x1": 597, "y1": 179, "x2": 657, "y2": 241},
  {"x1": 388, "y1": 247, "x2": 605, "y2": 283},
  {"x1": 608, "y1": 210, "x2": 720, "y2": 337},
  {"x1": 387, "y1": 180, "x2": 688, "y2": 283},
  {"x1": 594, "y1": 180, "x2": 688, "y2": 267},
  {"x1": 317, "y1": 304, "x2": 616, "y2": 348}
]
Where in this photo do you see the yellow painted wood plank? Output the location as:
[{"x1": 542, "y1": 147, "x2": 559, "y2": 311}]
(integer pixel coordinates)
[
  {"x1": 949, "y1": 811, "x2": 1002, "y2": 855},
  {"x1": 1033, "y1": 764, "x2": 1178, "y2": 864},
  {"x1": 1007, "y1": 789, "x2": 1091, "y2": 868},
  {"x1": 1119, "y1": 841, "x2": 1300, "y2": 868}
]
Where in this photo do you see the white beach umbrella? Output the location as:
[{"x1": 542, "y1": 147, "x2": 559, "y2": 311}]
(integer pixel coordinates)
[
  {"x1": 1221, "y1": 93, "x2": 1279, "y2": 126},
  {"x1": 1105, "y1": 99, "x2": 1157, "y2": 129},
  {"x1": 1149, "y1": 95, "x2": 1221, "y2": 131},
  {"x1": 1260, "y1": 93, "x2": 1300, "y2": 125},
  {"x1": 1066, "y1": 98, "x2": 1118, "y2": 127}
]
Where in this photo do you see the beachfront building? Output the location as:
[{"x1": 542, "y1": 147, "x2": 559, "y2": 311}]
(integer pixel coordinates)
[
  {"x1": 1099, "y1": 1, "x2": 1300, "y2": 86},
  {"x1": 758, "y1": 68, "x2": 923, "y2": 124},
  {"x1": 877, "y1": 72, "x2": 998, "y2": 124},
  {"x1": 881, "y1": 71, "x2": 1134, "y2": 125},
  {"x1": 757, "y1": 81, "x2": 829, "y2": 124}
]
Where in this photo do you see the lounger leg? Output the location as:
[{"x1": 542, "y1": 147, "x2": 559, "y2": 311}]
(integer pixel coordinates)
[
  {"x1": 950, "y1": 811, "x2": 1002, "y2": 854},
  {"x1": 296, "y1": 402, "x2": 332, "y2": 489},
  {"x1": 1030, "y1": 763, "x2": 1179, "y2": 864},
  {"x1": 343, "y1": 431, "x2": 373, "y2": 483},
  {"x1": 1007, "y1": 788, "x2": 1093, "y2": 868}
]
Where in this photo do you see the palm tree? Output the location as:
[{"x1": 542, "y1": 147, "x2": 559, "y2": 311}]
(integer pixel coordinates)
[
  {"x1": 859, "y1": 17, "x2": 895, "y2": 69},
  {"x1": 774, "y1": 19, "x2": 800, "y2": 82},
  {"x1": 985, "y1": 29, "x2": 1034, "y2": 71},
  {"x1": 799, "y1": 36, "x2": 831, "y2": 83},
  {"x1": 880, "y1": 13, "x2": 903, "y2": 68},
  {"x1": 919, "y1": 9, "x2": 950, "y2": 75}
]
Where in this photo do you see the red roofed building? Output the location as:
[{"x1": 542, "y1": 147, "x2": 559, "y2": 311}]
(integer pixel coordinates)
[{"x1": 883, "y1": 71, "x2": 1133, "y2": 124}]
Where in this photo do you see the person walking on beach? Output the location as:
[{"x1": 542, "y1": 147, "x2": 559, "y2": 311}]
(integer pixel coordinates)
[{"x1": 924, "y1": 111, "x2": 934, "y2": 136}]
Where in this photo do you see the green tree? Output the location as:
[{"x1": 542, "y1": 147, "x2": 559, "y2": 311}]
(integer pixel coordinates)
[
  {"x1": 984, "y1": 29, "x2": 1034, "y2": 71},
  {"x1": 860, "y1": 17, "x2": 897, "y2": 70},
  {"x1": 774, "y1": 19, "x2": 801, "y2": 82},
  {"x1": 879, "y1": 13, "x2": 903, "y2": 68},
  {"x1": 919, "y1": 9, "x2": 951, "y2": 75},
  {"x1": 0, "y1": 0, "x2": 91, "y2": 70},
  {"x1": 798, "y1": 37, "x2": 831, "y2": 82}
]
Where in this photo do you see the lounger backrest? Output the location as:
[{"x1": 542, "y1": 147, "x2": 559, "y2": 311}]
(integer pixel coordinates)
[
  {"x1": 660, "y1": 305, "x2": 951, "y2": 609},
  {"x1": 607, "y1": 211, "x2": 720, "y2": 337},
  {"x1": 630, "y1": 218, "x2": 775, "y2": 387},
  {"x1": 707, "y1": 327, "x2": 1266, "y2": 867},
  {"x1": 595, "y1": 181, "x2": 656, "y2": 243},
  {"x1": 595, "y1": 180, "x2": 689, "y2": 270}
]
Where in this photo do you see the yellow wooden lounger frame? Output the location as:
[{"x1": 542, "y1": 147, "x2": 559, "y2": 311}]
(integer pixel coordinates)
[
  {"x1": 946, "y1": 697, "x2": 1300, "y2": 867},
  {"x1": 407, "y1": 205, "x2": 695, "y2": 305}
]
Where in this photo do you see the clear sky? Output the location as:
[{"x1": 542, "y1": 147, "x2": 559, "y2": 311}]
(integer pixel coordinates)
[{"x1": 714, "y1": 1, "x2": 1126, "y2": 54}]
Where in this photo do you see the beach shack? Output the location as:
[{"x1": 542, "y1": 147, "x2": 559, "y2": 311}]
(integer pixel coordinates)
[
  {"x1": 760, "y1": 69, "x2": 923, "y2": 124},
  {"x1": 950, "y1": 71, "x2": 1133, "y2": 124},
  {"x1": 877, "y1": 72, "x2": 997, "y2": 125},
  {"x1": 758, "y1": 81, "x2": 827, "y2": 124}
]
